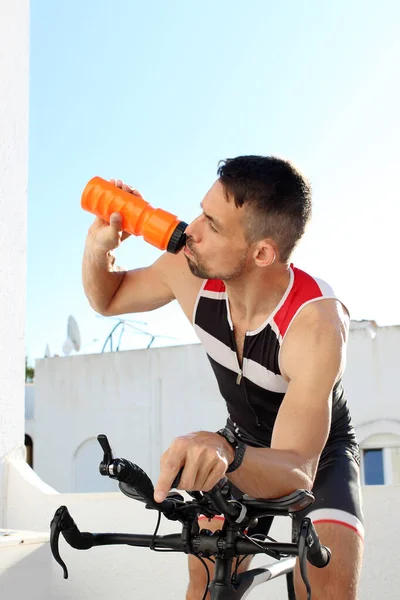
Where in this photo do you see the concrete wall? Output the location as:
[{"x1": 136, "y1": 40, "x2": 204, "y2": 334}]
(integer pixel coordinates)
[
  {"x1": 0, "y1": 536, "x2": 52, "y2": 600},
  {"x1": 344, "y1": 323, "x2": 400, "y2": 437},
  {"x1": 0, "y1": 0, "x2": 30, "y2": 522},
  {"x1": 30, "y1": 322, "x2": 400, "y2": 493},
  {"x1": 32, "y1": 344, "x2": 228, "y2": 492}
]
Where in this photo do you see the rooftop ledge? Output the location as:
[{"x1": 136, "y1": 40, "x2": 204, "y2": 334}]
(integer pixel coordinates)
[{"x1": 0, "y1": 529, "x2": 49, "y2": 548}]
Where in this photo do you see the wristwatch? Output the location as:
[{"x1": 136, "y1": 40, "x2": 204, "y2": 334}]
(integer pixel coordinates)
[{"x1": 216, "y1": 427, "x2": 247, "y2": 473}]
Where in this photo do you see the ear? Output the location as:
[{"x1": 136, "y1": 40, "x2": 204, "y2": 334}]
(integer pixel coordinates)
[{"x1": 252, "y1": 240, "x2": 277, "y2": 268}]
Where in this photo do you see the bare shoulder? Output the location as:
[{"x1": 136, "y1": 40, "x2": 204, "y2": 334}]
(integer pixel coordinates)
[
  {"x1": 280, "y1": 299, "x2": 350, "y2": 381},
  {"x1": 290, "y1": 298, "x2": 350, "y2": 337}
]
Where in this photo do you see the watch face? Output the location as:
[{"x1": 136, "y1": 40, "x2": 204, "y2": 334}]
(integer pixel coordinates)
[{"x1": 221, "y1": 428, "x2": 235, "y2": 445}]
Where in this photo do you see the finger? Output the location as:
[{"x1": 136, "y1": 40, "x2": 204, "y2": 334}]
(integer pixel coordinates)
[
  {"x1": 91, "y1": 216, "x2": 109, "y2": 228},
  {"x1": 178, "y1": 462, "x2": 204, "y2": 491},
  {"x1": 109, "y1": 212, "x2": 123, "y2": 230},
  {"x1": 184, "y1": 459, "x2": 223, "y2": 492},
  {"x1": 154, "y1": 456, "x2": 184, "y2": 503},
  {"x1": 88, "y1": 217, "x2": 110, "y2": 238},
  {"x1": 200, "y1": 464, "x2": 226, "y2": 492},
  {"x1": 121, "y1": 183, "x2": 144, "y2": 199}
]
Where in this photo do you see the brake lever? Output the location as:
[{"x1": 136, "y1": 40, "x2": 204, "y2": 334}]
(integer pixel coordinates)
[{"x1": 50, "y1": 506, "x2": 69, "y2": 579}]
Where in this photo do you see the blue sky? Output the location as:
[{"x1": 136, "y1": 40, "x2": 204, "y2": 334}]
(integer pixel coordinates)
[{"x1": 27, "y1": 0, "x2": 400, "y2": 362}]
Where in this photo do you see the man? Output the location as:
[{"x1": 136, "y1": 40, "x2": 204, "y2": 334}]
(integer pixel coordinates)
[{"x1": 82, "y1": 156, "x2": 363, "y2": 599}]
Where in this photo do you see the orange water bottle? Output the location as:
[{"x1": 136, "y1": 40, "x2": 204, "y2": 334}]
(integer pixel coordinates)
[{"x1": 81, "y1": 176, "x2": 187, "y2": 253}]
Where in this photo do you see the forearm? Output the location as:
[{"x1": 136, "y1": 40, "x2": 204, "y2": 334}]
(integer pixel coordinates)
[
  {"x1": 227, "y1": 446, "x2": 313, "y2": 499},
  {"x1": 82, "y1": 242, "x2": 125, "y2": 315}
]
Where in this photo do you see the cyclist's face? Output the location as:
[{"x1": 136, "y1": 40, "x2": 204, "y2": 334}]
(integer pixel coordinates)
[{"x1": 183, "y1": 180, "x2": 252, "y2": 281}]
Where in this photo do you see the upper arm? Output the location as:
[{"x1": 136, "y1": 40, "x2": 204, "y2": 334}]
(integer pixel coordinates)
[
  {"x1": 103, "y1": 252, "x2": 180, "y2": 316},
  {"x1": 271, "y1": 300, "x2": 349, "y2": 483}
]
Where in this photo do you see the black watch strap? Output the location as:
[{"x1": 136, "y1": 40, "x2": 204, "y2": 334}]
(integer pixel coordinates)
[{"x1": 216, "y1": 428, "x2": 247, "y2": 473}]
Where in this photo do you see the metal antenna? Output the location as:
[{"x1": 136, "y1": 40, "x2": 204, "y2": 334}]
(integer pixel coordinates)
[{"x1": 99, "y1": 317, "x2": 176, "y2": 352}]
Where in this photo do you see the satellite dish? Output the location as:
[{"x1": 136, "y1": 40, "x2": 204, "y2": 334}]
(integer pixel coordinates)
[
  {"x1": 68, "y1": 315, "x2": 81, "y2": 352},
  {"x1": 62, "y1": 338, "x2": 74, "y2": 356},
  {"x1": 62, "y1": 315, "x2": 81, "y2": 355}
]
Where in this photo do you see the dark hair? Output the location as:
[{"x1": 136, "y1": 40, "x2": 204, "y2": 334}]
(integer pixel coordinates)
[{"x1": 217, "y1": 155, "x2": 312, "y2": 262}]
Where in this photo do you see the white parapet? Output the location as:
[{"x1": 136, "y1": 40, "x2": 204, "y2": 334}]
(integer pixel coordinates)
[{"x1": 2, "y1": 455, "x2": 400, "y2": 599}]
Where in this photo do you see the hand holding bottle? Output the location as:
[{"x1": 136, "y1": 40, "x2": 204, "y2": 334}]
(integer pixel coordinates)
[
  {"x1": 86, "y1": 180, "x2": 143, "y2": 255},
  {"x1": 82, "y1": 177, "x2": 187, "y2": 253}
]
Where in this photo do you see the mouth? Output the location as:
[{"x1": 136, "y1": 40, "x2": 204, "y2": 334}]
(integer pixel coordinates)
[{"x1": 184, "y1": 244, "x2": 194, "y2": 258}]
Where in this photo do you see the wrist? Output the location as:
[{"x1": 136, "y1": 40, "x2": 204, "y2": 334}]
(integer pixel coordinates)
[
  {"x1": 86, "y1": 243, "x2": 117, "y2": 270},
  {"x1": 216, "y1": 428, "x2": 247, "y2": 474},
  {"x1": 218, "y1": 435, "x2": 235, "y2": 465}
]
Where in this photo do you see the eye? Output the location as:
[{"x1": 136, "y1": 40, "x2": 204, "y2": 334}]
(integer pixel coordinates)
[{"x1": 208, "y1": 220, "x2": 218, "y2": 232}]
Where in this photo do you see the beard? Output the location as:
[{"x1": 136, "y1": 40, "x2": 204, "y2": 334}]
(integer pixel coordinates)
[{"x1": 184, "y1": 252, "x2": 247, "y2": 281}]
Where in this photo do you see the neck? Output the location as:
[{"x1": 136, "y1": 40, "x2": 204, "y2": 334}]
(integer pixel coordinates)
[{"x1": 224, "y1": 263, "x2": 291, "y2": 324}]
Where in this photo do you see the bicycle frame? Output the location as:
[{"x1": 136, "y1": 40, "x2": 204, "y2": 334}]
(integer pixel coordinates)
[{"x1": 210, "y1": 556, "x2": 297, "y2": 599}]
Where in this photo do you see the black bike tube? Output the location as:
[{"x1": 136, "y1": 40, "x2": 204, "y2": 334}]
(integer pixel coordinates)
[
  {"x1": 286, "y1": 571, "x2": 297, "y2": 600},
  {"x1": 209, "y1": 558, "x2": 236, "y2": 600},
  {"x1": 91, "y1": 533, "x2": 183, "y2": 549}
]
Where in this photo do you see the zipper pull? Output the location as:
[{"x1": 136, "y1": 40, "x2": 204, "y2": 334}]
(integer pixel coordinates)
[{"x1": 236, "y1": 371, "x2": 242, "y2": 385}]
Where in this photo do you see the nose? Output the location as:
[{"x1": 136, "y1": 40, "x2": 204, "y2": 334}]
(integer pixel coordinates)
[{"x1": 185, "y1": 215, "x2": 202, "y2": 242}]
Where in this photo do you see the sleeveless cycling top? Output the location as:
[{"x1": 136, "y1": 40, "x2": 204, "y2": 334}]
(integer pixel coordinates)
[{"x1": 193, "y1": 264, "x2": 356, "y2": 451}]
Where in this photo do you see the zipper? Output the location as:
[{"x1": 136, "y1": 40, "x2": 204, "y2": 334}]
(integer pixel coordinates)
[
  {"x1": 230, "y1": 326, "x2": 261, "y2": 426},
  {"x1": 229, "y1": 323, "x2": 244, "y2": 385},
  {"x1": 226, "y1": 297, "x2": 244, "y2": 386},
  {"x1": 234, "y1": 340, "x2": 243, "y2": 386},
  {"x1": 235, "y1": 331, "x2": 261, "y2": 427}
]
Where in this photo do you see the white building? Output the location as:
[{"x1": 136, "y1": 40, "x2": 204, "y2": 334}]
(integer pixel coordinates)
[
  {"x1": 1, "y1": 2, "x2": 399, "y2": 598},
  {"x1": 26, "y1": 321, "x2": 400, "y2": 493},
  {"x1": 345, "y1": 321, "x2": 400, "y2": 485}
]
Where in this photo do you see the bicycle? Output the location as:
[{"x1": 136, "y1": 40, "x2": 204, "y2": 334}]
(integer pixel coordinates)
[{"x1": 50, "y1": 434, "x2": 331, "y2": 600}]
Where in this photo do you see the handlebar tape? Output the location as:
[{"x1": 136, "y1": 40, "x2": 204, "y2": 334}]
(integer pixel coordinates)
[
  {"x1": 60, "y1": 509, "x2": 94, "y2": 550},
  {"x1": 114, "y1": 459, "x2": 155, "y2": 500}
]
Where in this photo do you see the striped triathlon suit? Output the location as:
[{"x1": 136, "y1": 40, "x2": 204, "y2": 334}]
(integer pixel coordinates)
[{"x1": 193, "y1": 264, "x2": 364, "y2": 540}]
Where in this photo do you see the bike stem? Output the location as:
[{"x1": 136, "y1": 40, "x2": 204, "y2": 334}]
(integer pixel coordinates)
[
  {"x1": 208, "y1": 521, "x2": 241, "y2": 599},
  {"x1": 209, "y1": 558, "x2": 237, "y2": 600}
]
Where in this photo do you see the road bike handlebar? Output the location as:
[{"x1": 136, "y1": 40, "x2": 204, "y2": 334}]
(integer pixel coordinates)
[
  {"x1": 111, "y1": 459, "x2": 331, "y2": 568},
  {"x1": 50, "y1": 434, "x2": 331, "y2": 582},
  {"x1": 50, "y1": 504, "x2": 305, "y2": 579},
  {"x1": 97, "y1": 434, "x2": 330, "y2": 570}
]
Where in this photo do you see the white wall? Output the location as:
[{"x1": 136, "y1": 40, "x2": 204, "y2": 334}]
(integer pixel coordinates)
[
  {"x1": 0, "y1": 537, "x2": 52, "y2": 600},
  {"x1": 0, "y1": 0, "x2": 30, "y2": 523},
  {"x1": 343, "y1": 323, "x2": 400, "y2": 443},
  {"x1": 31, "y1": 322, "x2": 400, "y2": 493},
  {"x1": 33, "y1": 344, "x2": 228, "y2": 492}
]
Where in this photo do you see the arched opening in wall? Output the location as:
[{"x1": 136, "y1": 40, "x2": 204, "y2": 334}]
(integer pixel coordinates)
[
  {"x1": 361, "y1": 433, "x2": 400, "y2": 485},
  {"x1": 25, "y1": 434, "x2": 33, "y2": 468}
]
